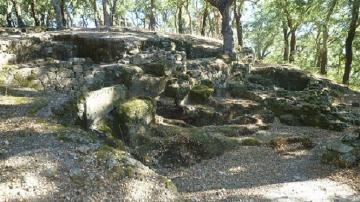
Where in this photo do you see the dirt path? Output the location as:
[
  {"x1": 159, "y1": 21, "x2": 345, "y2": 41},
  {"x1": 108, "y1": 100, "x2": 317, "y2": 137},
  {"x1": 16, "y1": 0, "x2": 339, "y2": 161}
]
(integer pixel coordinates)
[
  {"x1": 159, "y1": 123, "x2": 360, "y2": 201},
  {"x1": 0, "y1": 88, "x2": 179, "y2": 201}
]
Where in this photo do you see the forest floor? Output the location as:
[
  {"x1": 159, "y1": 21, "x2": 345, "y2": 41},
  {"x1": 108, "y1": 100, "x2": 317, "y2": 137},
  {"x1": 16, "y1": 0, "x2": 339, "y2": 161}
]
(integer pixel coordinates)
[
  {"x1": 0, "y1": 87, "x2": 360, "y2": 201},
  {"x1": 159, "y1": 122, "x2": 360, "y2": 201}
]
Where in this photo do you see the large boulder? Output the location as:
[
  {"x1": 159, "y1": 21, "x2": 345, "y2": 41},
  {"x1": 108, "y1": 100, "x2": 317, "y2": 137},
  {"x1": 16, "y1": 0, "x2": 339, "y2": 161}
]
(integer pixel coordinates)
[
  {"x1": 322, "y1": 133, "x2": 360, "y2": 168},
  {"x1": 116, "y1": 97, "x2": 155, "y2": 146},
  {"x1": 188, "y1": 84, "x2": 214, "y2": 104},
  {"x1": 129, "y1": 75, "x2": 167, "y2": 98}
]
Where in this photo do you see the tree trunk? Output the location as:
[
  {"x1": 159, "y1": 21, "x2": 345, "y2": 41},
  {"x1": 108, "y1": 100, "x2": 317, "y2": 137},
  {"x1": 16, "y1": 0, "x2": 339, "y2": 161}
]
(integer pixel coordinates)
[
  {"x1": 6, "y1": 2, "x2": 13, "y2": 27},
  {"x1": 40, "y1": 13, "x2": 45, "y2": 26},
  {"x1": 289, "y1": 29, "x2": 296, "y2": 63},
  {"x1": 207, "y1": 0, "x2": 235, "y2": 53},
  {"x1": 186, "y1": 0, "x2": 192, "y2": 34},
  {"x1": 201, "y1": 3, "x2": 209, "y2": 36},
  {"x1": 212, "y1": 8, "x2": 221, "y2": 38},
  {"x1": 343, "y1": 0, "x2": 360, "y2": 85},
  {"x1": 12, "y1": 0, "x2": 25, "y2": 28},
  {"x1": 178, "y1": 4, "x2": 184, "y2": 33},
  {"x1": 319, "y1": 26, "x2": 329, "y2": 74},
  {"x1": 149, "y1": 0, "x2": 156, "y2": 31},
  {"x1": 51, "y1": 0, "x2": 63, "y2": 29},
  {"x1": 319, "y1": 0, "x2": 337, "y2": 75},
  {"x1": 314, "y1": 25, "x2": 321, "y2": 67},
  {"x1": 30, "y1": 0, "x2": 40, "y2": 26},
  {"x1": 220, "y1": 3, "x2": 234, "y2": 54},
  {"x1": 92, "y1": 0, "x2": 102, "y2": 27},
  {"x1": 60, "y1": 0, "x2": 66, "y2": 27},
  {"x1": 111, "y1": 0, "x2": 119, "y2": 26},
  {"x1": 234, "y1": 0, "x2": 244, "y2": 47},
  {"x1": 282, "y1": 20, "x2": 289, "y2": 61},
  {"x1": 102, "y1": 0, "x2": 111, "y2": 26}
]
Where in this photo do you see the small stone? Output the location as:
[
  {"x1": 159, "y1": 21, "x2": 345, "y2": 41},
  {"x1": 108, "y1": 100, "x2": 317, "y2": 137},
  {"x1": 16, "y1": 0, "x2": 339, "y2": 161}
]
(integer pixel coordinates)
[
  {"x1": 106, "y1": 158, "x2": 119, "y2": 170},
  {"x1": 0, "y1": 149, "x2": 7, "y2": 158},
  {"x1": 342, "y1": 133, "x2": 359, "y2": 143},
  {"x1": 77, "y1": 145, "x2": 91, "y2": 154},
  {"x1": 42, "y1": 167, "x2": 57, "y2": 178},
  {"x1": 326, "y1": 142, "x2": 354, "y2": 154},
  {"x1": 69, "y1": 168, "x2": 86, "y2": 183},
  {"x1": 352, "y1": 102, "x2": 360, "y2": 108}
]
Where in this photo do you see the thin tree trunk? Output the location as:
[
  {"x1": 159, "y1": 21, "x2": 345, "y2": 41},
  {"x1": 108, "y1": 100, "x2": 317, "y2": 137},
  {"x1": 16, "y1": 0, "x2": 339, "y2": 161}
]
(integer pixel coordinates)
[
  {"x1": 174, "y1": 7, "x2": 178, "y2": 32},
  {"x1": 319, "y1": 26, "x2": 329, "y2": 74},
  {"x1": 148, "y1": 0, "x2": 156, "y2": 31},
  {"x1": 60, "y1": 0, "x2": 66, "y2": 27},
  {"x1": 178, "y1": 4, "x2": 184, "y2": 33},
  {"x1": 314, "y1": 25, "x2": 321, "y2": 67},
  {"x1": 51, "y1": 0, "x2": 63, "y2": 29},
  {"x1": 282, "y1": 20, "x2": 289, "y2": 61},
  {"x1": 92, "y1": 0, "x2": 102, "y2": 27},
  {"x1": 289, "y1": 29, "x2": 296, "y2": 63},
  {"x1": 186, "y1": 0, "x2": 192, "y2": 34},
  {"x1": 214, "y1": 9, "x2": 221, "y2": 38},
  {"x1": 6, "y1": 2, "x2": 13, "y2": 27},
  {"x1": 111, "y1": 0, "x2": 119, "y2": 26},
  {"x1": 30, "y1": 0, "x2": 40, "y2": 26},
  {"x1": 343, "y1": 0, "x2": 360, "y2": 85},
  {"x1": 40, "y1": 13, "x2": 45, "y2": 26},
  {"x1": 201, "y1": 2, "x2": 209, "y2": 36},
  {"x1": 234, "y1": 0, "x2": 244, "y2": 47},
  {"x1": 12, "y1": 0, "x2": 25, "y2": 28},
  {"x1": 102, "y1": 0, "x2": 111, "y2": 26},
  {"x1": 319, "y1": 0, "x2": 337, "y2": 75}
]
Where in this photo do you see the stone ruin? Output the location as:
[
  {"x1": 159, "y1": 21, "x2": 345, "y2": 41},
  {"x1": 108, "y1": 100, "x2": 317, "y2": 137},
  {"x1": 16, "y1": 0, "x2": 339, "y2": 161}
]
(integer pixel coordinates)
[{"x1": 1, "y1": 27, "x2": 360, "y2": 168}]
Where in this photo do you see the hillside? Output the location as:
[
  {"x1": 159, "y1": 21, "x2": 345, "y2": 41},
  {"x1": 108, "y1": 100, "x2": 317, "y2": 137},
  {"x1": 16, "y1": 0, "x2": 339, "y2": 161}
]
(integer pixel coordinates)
[{"x1": 0, "y1": 28, "x2": 360, "y2": 201}]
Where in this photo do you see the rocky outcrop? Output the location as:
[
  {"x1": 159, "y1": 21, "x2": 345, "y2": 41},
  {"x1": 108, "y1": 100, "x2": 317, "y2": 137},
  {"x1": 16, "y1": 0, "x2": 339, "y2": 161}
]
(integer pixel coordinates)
[
  {"x1": 2, "y1": 29, "x2": 360, "y2": 171},
  {"x1": 322, "y1": 133, "x2": 360, "y2": 167}
]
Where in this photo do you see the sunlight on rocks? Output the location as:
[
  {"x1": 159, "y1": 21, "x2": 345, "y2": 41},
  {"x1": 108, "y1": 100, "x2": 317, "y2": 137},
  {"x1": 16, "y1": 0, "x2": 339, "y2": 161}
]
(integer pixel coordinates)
[
  {"x1": 0, "y1": 96, "x2": 34, "y2": 105},
  {"x1": 260, "y1": 179, "x2": 358, "y2": 201},
  {"x1": 228, "y1": 166, "x2": 247, "y2": 175},
  {"x1": 0, "y1": 154, "x2": 59, "y2": 201},
  {"x1": 0, "y1": 171, "x2": 56, "y2": 201}
]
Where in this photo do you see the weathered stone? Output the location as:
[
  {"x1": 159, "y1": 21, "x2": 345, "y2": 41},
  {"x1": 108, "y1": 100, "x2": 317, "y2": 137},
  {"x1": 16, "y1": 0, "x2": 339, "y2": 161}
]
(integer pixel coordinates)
[
  {"x1": 129, "y1": 75, "x2": 167, "y2": 98},
  {"x1": 326, "y1": 142, "x2": 354, "y2": 154},
  {"x1": 116, "y1": 97, "x2": 155, "y2": 145},
  {"x1": 188, "y1": 85, "x2": 214, "y2": 104},
  {"x1": 77, "y1": 85, "x2": 127, "y2": 129}
]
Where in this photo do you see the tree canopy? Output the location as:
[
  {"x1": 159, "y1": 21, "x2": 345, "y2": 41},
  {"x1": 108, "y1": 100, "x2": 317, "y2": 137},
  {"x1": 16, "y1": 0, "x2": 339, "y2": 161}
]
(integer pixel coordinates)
[{"x1": 0, "y1": 0, "x2": 359, "y2": 86}]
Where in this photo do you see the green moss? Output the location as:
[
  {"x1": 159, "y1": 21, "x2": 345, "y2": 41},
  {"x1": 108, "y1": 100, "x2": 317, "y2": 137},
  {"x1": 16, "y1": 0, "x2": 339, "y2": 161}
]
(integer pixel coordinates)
[
  {"x1": 189, "y1": 85, "x2": 214, "y2": 104},
  {"x1": 104, "y1": 135, "x2": 126, "y2": 150},
  {"x1": 159, "y1": 176, "x2": 178, "y2": 192},
  {"x1": 119, "y1": 97, "x2": 154, "y2": 121},
  {"x1": 57, "y1": 134, "x2": 73, "y2": 142},
  {"x1": 125, "y1": 165, "x2": 137, "y2": 178},
  {"x1": 96, "y1": 144, "x2": 126, "y2": 160},
  {"x1": 240, "y1": 137, "x2": 262, "y2": 146},
  {"x1": 27, "y1": 97, "x2": 50, "y2": 116}
]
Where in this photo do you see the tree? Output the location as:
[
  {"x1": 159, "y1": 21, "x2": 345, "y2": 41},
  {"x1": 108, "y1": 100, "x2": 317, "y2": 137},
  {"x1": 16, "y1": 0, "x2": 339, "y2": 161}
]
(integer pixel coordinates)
[
  {"x1": 343, "y1": 0, "x2": 360, "y2": 85},
  {"x1": 319, "y1": 0, "x2": 338, "y2": 75},
  {"x1": 103, "y1": 0, "x2": 111, "y2": 26},
  {"x1": 51, "y1": 0, "x2": 64, "y2": 28},
  {"x1": 201, "y1": 2, "x2": 209, "y2": 36},
  {"x1": 149, "y1": 0, "x2": 156, "y2": 30},
  {"x1": 206, "y1": 0, "x2": 235, "y2": 54},
  {"x1": 234, "y1": 0, "x2": 244, "y2": 47}
]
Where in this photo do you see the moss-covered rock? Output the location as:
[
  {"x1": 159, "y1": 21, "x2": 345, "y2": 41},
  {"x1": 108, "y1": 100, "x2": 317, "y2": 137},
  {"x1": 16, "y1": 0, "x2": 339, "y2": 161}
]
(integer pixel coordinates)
[
  {"x1": 118, "y1": 97, "x2": 155, "y2": 125},
  {"x1": 116, "y1": 97, "x2": 155, "y2": 146},
  {"x1": 188, "y1": 85, "x2": 214, "y2": 104},
  {"x1": 132, "y1": 124, "x2": 240, "y2": 167}
]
